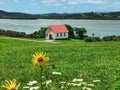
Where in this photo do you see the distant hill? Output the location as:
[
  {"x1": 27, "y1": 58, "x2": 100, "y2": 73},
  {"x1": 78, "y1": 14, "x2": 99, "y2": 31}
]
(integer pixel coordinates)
[
  {"x1": 0, "y1": 10, "x2": 120, "y2": 20},
  {"x1": 0, "y1": 10, "x2": 37, "y2": 19}
]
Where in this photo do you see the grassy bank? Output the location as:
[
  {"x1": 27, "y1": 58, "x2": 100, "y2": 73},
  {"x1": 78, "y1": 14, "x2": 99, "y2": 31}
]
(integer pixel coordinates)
[{"x1": 0, "y1": 36, "x2": 120, "y2": 90}]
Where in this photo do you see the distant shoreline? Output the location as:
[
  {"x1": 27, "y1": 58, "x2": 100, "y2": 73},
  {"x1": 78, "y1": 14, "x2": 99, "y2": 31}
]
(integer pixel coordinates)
[
  {"x1": 0, "y1": 18, "x2": 38, "y2": 20},
  {"x1": 0, "y1": 18, "x2": 120, "y2": 20},
  {"x1": 0, "y1": 10, "x2": 120, "y2": 20}
]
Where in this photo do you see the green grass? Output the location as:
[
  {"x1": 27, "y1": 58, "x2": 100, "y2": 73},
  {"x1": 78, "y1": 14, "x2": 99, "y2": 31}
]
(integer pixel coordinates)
[{"x1": 0, "y1": 36, "x2": 120, "y2": 90}]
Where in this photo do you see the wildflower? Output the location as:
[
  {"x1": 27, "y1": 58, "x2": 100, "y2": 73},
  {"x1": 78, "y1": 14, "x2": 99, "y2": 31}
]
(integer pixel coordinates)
[
  {"x1": 32, "y1": 52, "x2": 49, "y2": 66},
  {"x1": 67, "y1": 83, "x2": 74, "y2": 86},
  {"x1": 81, "y1": 82, "x2": 87, "y2": 85},
  {"x1": 72, "y1": 83, "x2": 82, "y2": 87},
  {"x1": 32, "y1": 80, "x2": 38, "y2": 84},
  {"x1": 72, "y1": 78, "x2": 83, "y2": 82},
  {"x1": 27, "y1": 83, "x2": 33, "y2": 86},
  {"x1": 30, "y1": 86, "x2": 39, "y2": 90},
  {"x1": 33, "y1": 86, "x2": 39, "y2": 89},
  {"x1": 45, "y1": 80, "x2": 52, "y2": 85},
  {"x1": 60, "y1": 85, "x2": 65, "y2": 89},
  {"x1": 82, "y1": 87, "x2": 93, "y2": 90},
  {"x1": 51, "y1": 87, "x2": 55, "y2": 90},
  {"x1": 52, "y1": 71, "x2": 62, "y2": 75},
  {"x1": 1, "y1": 79, "x2": 20, "y2": 90},
  {"x1": 42, "y1": 76, "x2": 45, "y2": 79},
  {"x1": 23, "y1": 86, "x2": 30, "y2": 89},
  {"x1": 93, "y1": 80, "x2": 100, "y2": 83},
  {"x1": 42, "y1": 80, "x2": 52, "y2": 85},
  {"x1": 67, "y1": 83, "x2": 81, "y2": 87},
  {"x1": 60, "y1": 81, "x2": 66, "y2": 84},
  {"x1": 27, "y1": 80, "x2": 38, "y2": 86},
  {"x1": 87, "y1": 84, "x2": 94, "y2": 87}
]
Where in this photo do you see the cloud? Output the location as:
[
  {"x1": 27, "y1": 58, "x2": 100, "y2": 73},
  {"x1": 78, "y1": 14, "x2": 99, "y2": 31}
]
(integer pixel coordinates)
[
  {"x1": 30, "y1": 0, "x2": 36, "y2": 1},
  {"x1": 30, "y1": 0, "x2": 38, "y2": 6},
  {"x1": 110, "y1": 1, "x2": 120, "y2": 8},
  {"x1": 101, "y1": 1, "x2": 120, "y2": 9},
  {"x1": 0, "y1": 1, "x2": 4, "y2": 5},
  {"x1": 42, "y1": 0, "x2": 62, "y2": 6},
  {"x1": 42, "y1": 0, "x2": 120, "y2": 9},
  {"x1": 61, "y1": 0, "x2": 67, "y2": 1},
  {"x1": 42, "y1": 0, "x2": 57, "y2": 4},
  {"x1": 67, "y1": 0, "x2": 106, "y2": 5},
  {"x1": 86, "y1": 0, "x2": 106, "y2": 4},
  {"x1": 42, "y1": 0, "x2": 107, "y2": 6},
  {"x1": 30, "y1": 2, "x2": 37, "y2": 5},
  {"x1": 14, "y1": 0, "x2": 18, "y2": 3}
]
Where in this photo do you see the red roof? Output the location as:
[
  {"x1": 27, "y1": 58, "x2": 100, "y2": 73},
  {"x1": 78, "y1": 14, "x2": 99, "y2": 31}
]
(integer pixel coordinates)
[{"x1": 50, "y1": 25, "x2": 69, "y2": 33}]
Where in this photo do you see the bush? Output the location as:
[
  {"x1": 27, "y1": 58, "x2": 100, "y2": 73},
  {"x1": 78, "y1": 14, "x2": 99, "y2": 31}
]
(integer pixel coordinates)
[
  {"x1": 93, "y1": 37, "x2": 101, "y2": 42},
  {"x1": 102, "y1": 36, "x2": 113, "y2": 41},
  {"x1": 102, "y1": 35, "x2": 120, "y2": 41},
  {"x1": 0, "y1": 29, "x2": 27, "y2": 38},
  {"x1": 112, "y1": 36, "x2": 120, "y2": 41},
  {"x1": 84, "y1": 36, "x2": 101, "y2": 42},
  {"x1": 84, "y1": 37, "x2": 93, "y2": 42}
]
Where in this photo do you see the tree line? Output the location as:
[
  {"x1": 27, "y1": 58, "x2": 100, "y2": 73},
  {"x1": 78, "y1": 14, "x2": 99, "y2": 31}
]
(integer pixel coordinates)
[
  {"x1": 0, "y1": 29, "x2": 39, "y2": 38},
  {"x1": 0, "y1": 24, "x2": 87, "y2": 39},
  {"x1": 0, "y1": 25, "x2": 120, "y2": 42},
  {"x1": 0, "y1": 10, "x2": 120, "y2": 20}
]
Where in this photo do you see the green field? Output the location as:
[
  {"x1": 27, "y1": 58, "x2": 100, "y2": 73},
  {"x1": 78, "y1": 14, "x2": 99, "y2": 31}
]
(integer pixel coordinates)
[{"x1": 0, "y1": 36, "x2": 120, "y2": 90}]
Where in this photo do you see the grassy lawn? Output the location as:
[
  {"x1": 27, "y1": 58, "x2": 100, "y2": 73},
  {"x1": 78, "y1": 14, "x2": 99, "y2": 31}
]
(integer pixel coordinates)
[{"x1": 0, "y1": 36, "x2": 120, "y2": 90}]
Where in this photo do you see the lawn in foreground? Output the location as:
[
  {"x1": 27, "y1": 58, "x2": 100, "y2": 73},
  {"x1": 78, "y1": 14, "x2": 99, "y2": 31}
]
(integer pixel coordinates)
[{"x1": 0, "y1": 37, "x2": 120, "y2": 90}]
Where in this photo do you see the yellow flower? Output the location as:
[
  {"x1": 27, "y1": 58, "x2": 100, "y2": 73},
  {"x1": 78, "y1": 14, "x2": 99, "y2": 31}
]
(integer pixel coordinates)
[
  {"x1": 1, "y1": 79, "x2": 20, "y2": 90},
  {"x1": 32, "y1": 52, "x2": 49, "y2": 66}
]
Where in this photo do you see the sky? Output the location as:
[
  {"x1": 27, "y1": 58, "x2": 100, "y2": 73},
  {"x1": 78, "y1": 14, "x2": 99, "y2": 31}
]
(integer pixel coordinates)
[{"x1": 0, "y1": 0, "x2": 120, "y2": 14}]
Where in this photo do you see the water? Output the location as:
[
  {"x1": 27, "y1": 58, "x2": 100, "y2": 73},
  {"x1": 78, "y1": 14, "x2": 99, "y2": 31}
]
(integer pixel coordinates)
[{"x1": 0, "y1": 19, "x2": 120, "y2": 37}]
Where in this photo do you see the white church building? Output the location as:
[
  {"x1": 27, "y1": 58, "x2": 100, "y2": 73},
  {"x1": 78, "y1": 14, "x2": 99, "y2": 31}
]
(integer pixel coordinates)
[{"x1": 45, "y1": 25, "x2": 69, "y2": 40}]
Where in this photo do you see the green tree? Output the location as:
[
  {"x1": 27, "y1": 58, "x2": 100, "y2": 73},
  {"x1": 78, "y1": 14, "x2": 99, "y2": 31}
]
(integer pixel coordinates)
[
  {"x1": 38, "y1": 27, "x2": 48, "y2": 38},
  {"x1": 74, "y1": 27, "x2": 87, "y2": 39},
  {"x1": 27, "y1": 31, "x2": 38, "y2": 38},
  {"x1": 64, "y1": 24, "x2": 74, "y2": 38}
]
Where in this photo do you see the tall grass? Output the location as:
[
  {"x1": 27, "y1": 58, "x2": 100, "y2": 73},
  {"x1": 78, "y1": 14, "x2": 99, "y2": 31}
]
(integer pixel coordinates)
[{"x1": 0, "y1": 37, "x2": 120, "y2": 90}]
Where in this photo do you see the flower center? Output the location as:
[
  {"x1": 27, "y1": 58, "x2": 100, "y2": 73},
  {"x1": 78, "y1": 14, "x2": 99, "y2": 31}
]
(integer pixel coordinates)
[
  {"x1": 38, "y1": 57, "x2": 43, "y2": 62},
  {"x1": 11, "y1": 88, "x2": 16, "y2": 90}
]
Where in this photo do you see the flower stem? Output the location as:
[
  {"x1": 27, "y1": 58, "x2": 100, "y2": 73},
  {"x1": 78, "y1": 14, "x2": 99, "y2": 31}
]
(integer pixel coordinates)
[{"x1": 40, "y1": 66, "x2": 43, "y2": 90}]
